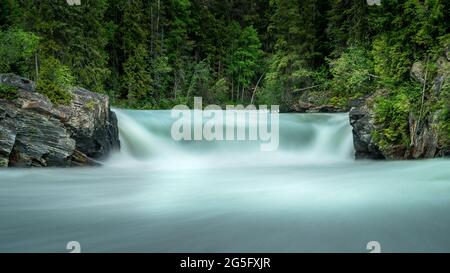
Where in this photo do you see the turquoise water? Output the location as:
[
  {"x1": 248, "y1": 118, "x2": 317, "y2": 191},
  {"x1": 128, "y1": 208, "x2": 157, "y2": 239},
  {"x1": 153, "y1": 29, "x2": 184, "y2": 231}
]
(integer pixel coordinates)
[{"x1": 0, "y1": 110, "x2": 449, "y2": 252}]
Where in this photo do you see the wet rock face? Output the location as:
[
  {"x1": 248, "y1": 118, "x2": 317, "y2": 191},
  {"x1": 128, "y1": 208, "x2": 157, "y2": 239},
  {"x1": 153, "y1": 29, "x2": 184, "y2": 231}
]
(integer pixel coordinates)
[
  {"x1": 0, "y1": 113, "x2": 16, "y2": 167},
  {"x1": 349, "y1": 95, "x2": 385, "y2": 160},
  {"x1": 0, "y1": 74, "x2": 120, "y2": 167},
  {"x1": 58, "y1": 87, "x2": 120, "y2": 159}
]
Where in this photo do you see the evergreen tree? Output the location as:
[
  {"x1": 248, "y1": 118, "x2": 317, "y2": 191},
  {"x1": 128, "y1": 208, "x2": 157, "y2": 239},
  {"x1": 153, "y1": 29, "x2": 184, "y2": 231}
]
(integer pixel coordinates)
[
  {"x1": 12, "y1": 0, "x2": 111, "y2": 93},
  {"x1": 327, "y1": 0, "x2": 370, "y2": 57}
]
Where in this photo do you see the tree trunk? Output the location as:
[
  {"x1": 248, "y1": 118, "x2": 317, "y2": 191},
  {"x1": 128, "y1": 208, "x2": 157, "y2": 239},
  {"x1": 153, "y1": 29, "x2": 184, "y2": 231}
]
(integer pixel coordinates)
[{"x1": 251, "y1": 72, "x2": 265, "y2": 104}]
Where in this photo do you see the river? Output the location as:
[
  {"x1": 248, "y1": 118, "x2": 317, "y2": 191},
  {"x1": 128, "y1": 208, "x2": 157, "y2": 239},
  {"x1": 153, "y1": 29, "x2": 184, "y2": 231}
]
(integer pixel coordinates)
[{"x1": 0, "y1": 110, "x2": 449, "y2": 252}]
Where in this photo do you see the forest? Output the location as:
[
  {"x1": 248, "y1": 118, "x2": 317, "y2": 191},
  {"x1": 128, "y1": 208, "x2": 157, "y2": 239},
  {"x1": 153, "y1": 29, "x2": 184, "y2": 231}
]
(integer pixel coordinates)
[{"x1": 0, "y1": 0, "x2": 449, "y2": 150}]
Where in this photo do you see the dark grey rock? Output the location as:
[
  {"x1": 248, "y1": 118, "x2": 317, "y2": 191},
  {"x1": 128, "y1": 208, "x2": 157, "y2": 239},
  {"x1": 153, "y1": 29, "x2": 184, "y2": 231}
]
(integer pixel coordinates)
[
  {"x1": 349, "y1": 96, "x2": 385, "y2": 160},
  {"x1": 0, "y1": 74, "x2": 120, "y2": 168},
  {"x1": 0, "y1": 113, "x2": 16, "y2": 167},
  {"x1": 408, "y1": 113, "x2": 440, "y2": 159},
  {"x1": 57, "y1": 87, "x2": 120, "y2": 159},
  {"x1": 0, "y1": 73, "x2": 36, "y2": 92}
]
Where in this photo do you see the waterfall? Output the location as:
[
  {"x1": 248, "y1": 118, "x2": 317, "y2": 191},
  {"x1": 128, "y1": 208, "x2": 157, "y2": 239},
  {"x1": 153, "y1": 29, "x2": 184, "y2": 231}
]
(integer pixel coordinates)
[{"x1": 110, "y1": 109, "x2": 355, "y2": 168}]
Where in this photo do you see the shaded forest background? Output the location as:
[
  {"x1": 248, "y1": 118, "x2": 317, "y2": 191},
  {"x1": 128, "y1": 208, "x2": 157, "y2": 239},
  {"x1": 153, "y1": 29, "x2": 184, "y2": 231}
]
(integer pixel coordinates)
[{"x1": 0, "y1": 0, "x2": 449, "y2": 111}]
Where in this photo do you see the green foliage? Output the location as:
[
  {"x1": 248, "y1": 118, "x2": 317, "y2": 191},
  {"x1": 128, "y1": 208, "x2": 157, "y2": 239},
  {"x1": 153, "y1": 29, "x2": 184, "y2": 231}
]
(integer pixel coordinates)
[
  {"x1": 327, "y1": 0, "x2": 370, "y2": 57},
  {"x1": 369, "y1": 0, "x2": 448, "y2": 81},
  {"x1": 18, "y1": 0, "x2": 111, "y2": 93},
  {"x1": 437, "y1": 106, "x2": 450, "y2": 147},
  {"x1": 436, "y1": 64, "x2": 450, "y2": 146},
  {"x1": 210, "y1": 78, "x2": 230, "y2": 103},
  {"x1": 0, "y1": 83, "x2": 18, "y2": 100},
  {"x1": 0, "y1": 28, "x2": 38, "y2": 77},
  {"x1": 373, "y1": 91, "x2": 411, "y2": 151},
  {"x1": 328, "y1": 47, "x2": 374, "y2": 96},
  {"x1": 121, "y1": 44, "x2": 153, "y2": 107},
  {"x1": 372, "y1": 35, "x2": 412, "y2": 81},
  {"x1": 372, "y1": 83, "x2": 422, "y2": 151},
  {"x1": 226, "y1": 24, "x2": 263, "y2": 101},
  {"x1": 36, "y1": 57, "x2": 74, "y2": 105},
  {"x1": 0, "y1": 0, "x2": 447, "y2": 149}
]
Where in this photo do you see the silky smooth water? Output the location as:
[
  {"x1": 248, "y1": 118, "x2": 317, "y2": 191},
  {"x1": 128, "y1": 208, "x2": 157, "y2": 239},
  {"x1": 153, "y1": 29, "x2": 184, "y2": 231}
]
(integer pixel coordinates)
[{"x1": 0, "y1": 110, "x2": 449, "y2": 253}]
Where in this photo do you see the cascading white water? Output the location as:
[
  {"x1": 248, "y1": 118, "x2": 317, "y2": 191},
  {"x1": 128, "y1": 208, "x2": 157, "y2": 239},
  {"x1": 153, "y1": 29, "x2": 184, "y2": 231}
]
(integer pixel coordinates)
[
  {"x1": 1, "y1": 110, "x2": 450, "y2": 253},
  {"x1": 111, "y1": 110, "x2": 355, "y2": 169}
]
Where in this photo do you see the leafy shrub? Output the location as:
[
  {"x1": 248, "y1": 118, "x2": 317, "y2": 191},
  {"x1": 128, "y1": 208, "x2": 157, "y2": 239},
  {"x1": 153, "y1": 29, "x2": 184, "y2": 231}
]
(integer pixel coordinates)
[
  {"x1": 372, "y1": 86, "x2": 416, "y2": 151},
  {"x1": 36, "y1": 57, "x2": 74, "y2": 105},
  {"x1": 328, "y1": 47, "x2": 374, "y2": 97},
  {"x1": 372, "y1": 35, "x2": 412, "y2": 82},
  {"x1": 36, "y1": 79, "x2": 73, "y2": 105}
]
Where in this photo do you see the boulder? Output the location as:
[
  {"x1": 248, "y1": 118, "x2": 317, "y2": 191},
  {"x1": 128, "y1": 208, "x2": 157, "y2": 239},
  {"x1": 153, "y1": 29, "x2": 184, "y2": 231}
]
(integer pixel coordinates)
[
  {"x1": 57, "y1": 87, "x2": 120, "y2": 159},
  {"x1": 0, "y1": 73, "x2": 36, "y2": 92},
  {"x1": 0, "y1": 74, "x2": 119, "y2": 167}
]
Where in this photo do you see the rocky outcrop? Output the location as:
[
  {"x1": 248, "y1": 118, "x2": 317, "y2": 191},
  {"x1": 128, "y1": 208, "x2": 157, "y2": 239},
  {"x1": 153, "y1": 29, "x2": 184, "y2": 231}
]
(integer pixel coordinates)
[
  {"x1": 407, "y1": 112, "x2": 448, "y2": 158},
  {"x1": 0, "y1": 73, "x2": 36, "y2": 92},
  {"x1": 349, "y1": 93, "x2": 385, "y2": 159},
  {"x1": 56, "y1": 87, "x2": 120, "y2": 159},
  {"x1": 293, "y1": 101, "x2": 345, "y2": 113},
  {"x1": 350, "y1": 52, "x2": 450, "y2": 160},
  {"x1": 0, "y1": 74, "x2": 120, "y2": 167},
  {"x1": 291, "y1": 88, "x2": 347, "y2": 113}
]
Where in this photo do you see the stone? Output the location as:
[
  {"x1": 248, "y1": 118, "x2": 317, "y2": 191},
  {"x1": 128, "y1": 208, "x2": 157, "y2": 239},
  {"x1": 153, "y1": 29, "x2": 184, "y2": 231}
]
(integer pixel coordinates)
[
  {"x1": 0, "y1": 74, "x2": 120, "y2": 168},
  {"x1": 349, "y1": 95, "x2": 385, "y2": 160},
  {"x1": 0, "y1": 73, "x2": 36, "y2": 92},
  {"x1": 57, "y1": 87, "x2": 120, "y2": 159}
]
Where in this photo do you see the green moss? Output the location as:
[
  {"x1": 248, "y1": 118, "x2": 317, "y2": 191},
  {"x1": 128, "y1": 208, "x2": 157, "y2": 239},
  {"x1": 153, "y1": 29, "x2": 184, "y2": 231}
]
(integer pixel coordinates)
[
  {"x1": 0, "y1": 83, "x2": 18, "y2": 100},
  {"x1": 85, "y1": 99, "x2": 97, "y2": 111}
]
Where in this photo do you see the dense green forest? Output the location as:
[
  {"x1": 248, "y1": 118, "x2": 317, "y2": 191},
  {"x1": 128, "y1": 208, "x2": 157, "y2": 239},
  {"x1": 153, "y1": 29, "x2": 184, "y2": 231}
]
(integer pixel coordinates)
[
  {"x1": 0, "y1": 0, "x2": 449, "y2": 115},
  {"x1": 0, "y1": 0, "x2": 448, "y2": 156}
]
